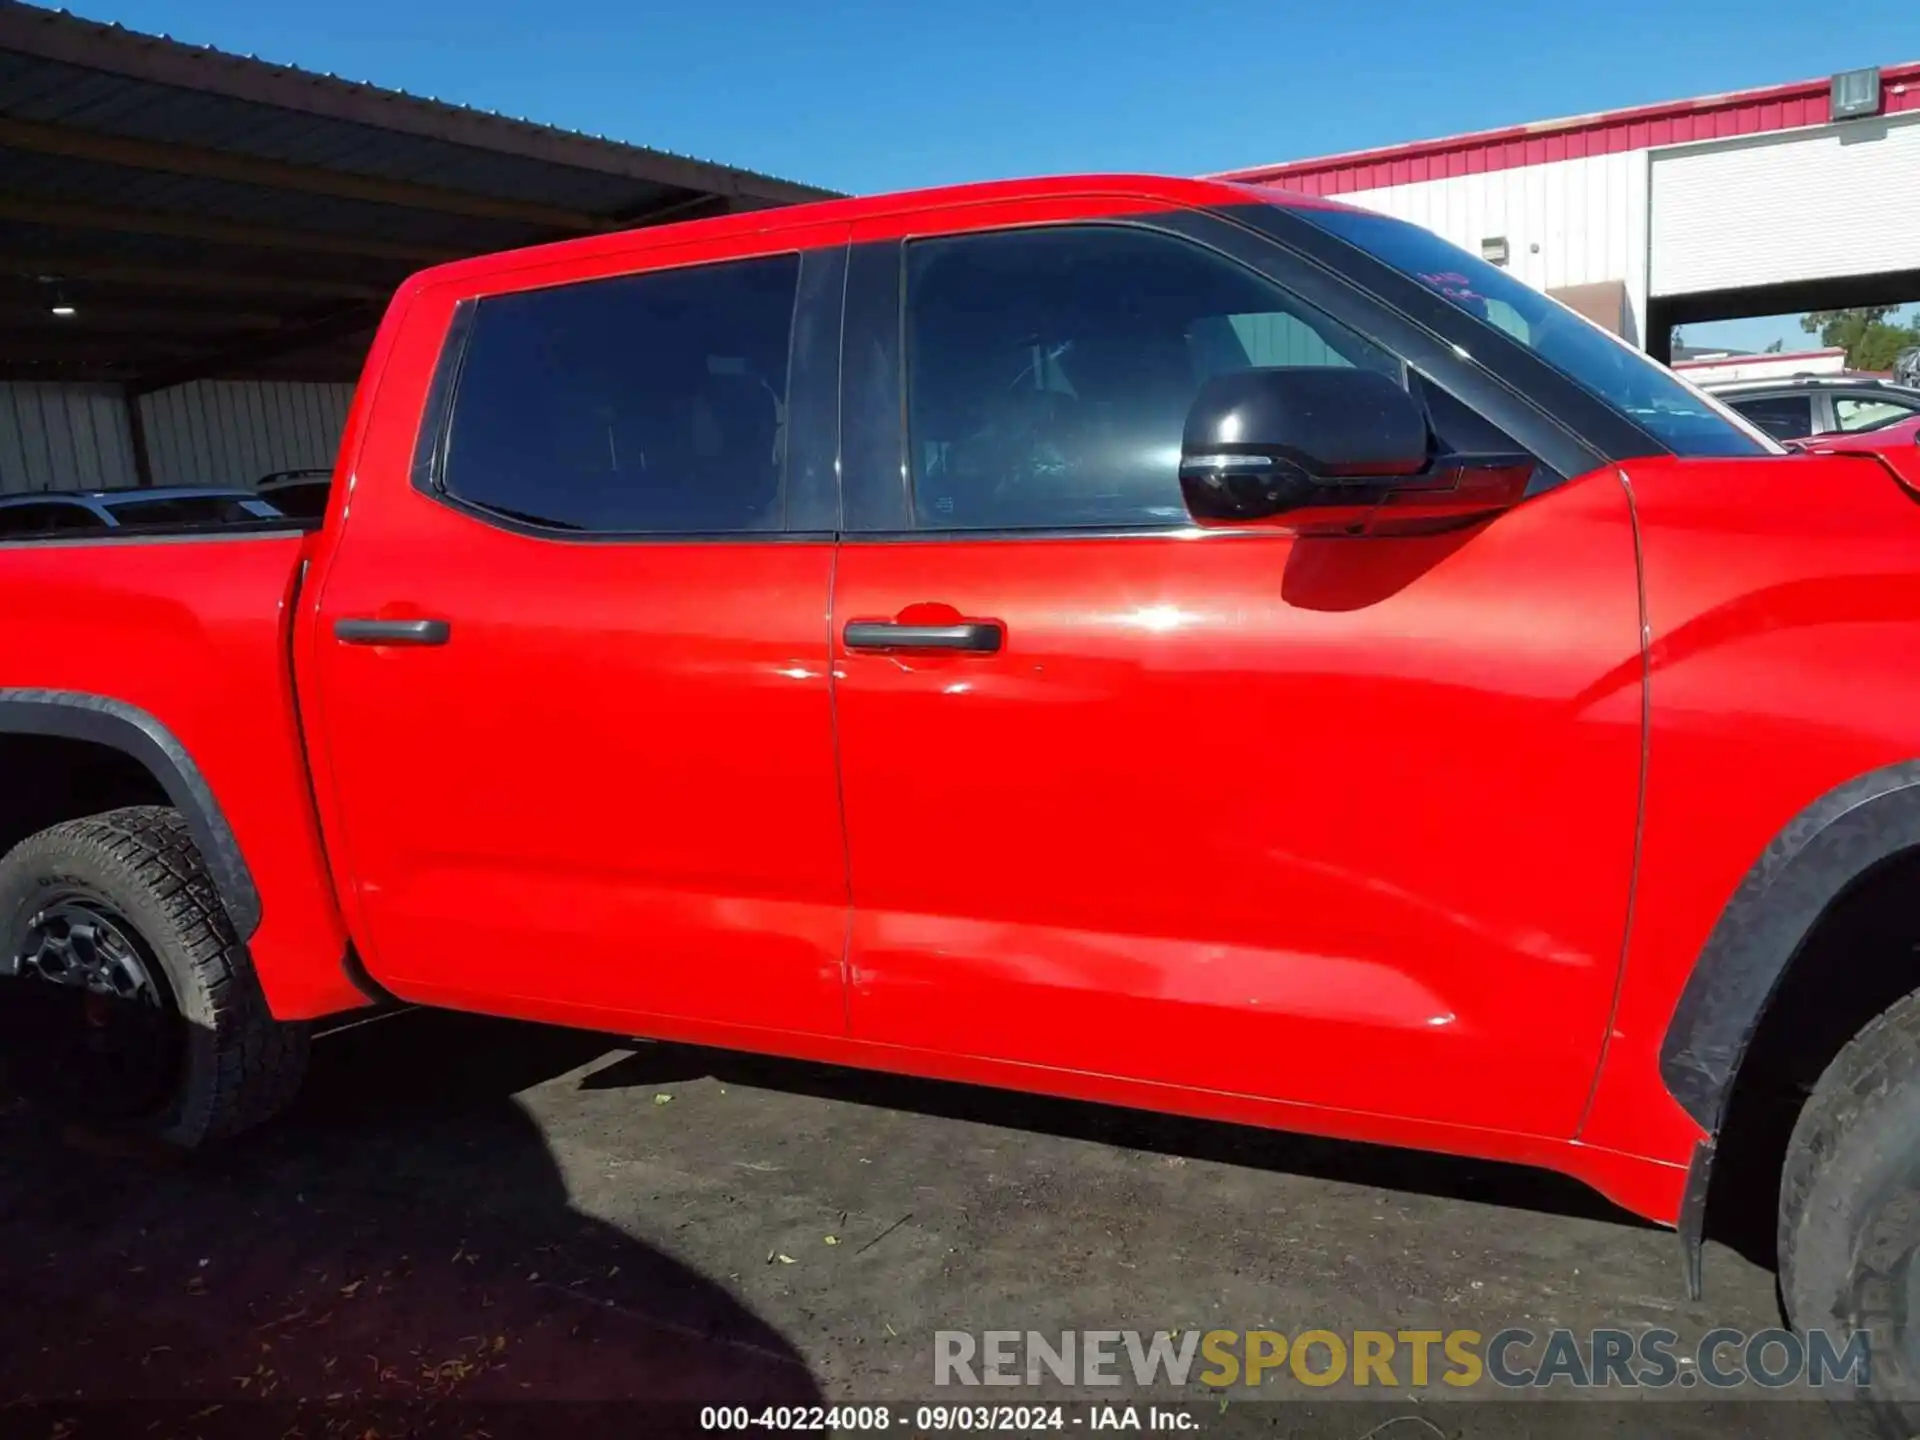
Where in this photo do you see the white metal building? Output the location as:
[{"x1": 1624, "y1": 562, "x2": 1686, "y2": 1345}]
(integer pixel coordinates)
[
  {"x1": 1673, "y1": 347, "x2": 1847, "y2": 385},
  {"x1": 1214, "y1": 62, "x2": 1920, "y2": 361}
]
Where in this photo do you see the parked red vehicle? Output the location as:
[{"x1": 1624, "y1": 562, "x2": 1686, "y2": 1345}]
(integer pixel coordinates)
[
  {"x1": 1704, "y1": 373, "x2": 1920, "y2": 453},
  {"x1": 5, "y1": 174, "x2": 1920, "y2": 1371},
  {"x1": 1790, "y1": 412, "x2": 1920, "y2": 455}
]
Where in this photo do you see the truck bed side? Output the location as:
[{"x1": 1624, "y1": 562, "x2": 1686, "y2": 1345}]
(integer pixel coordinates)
[{"x1": 0, "y1": 531, "x2": 362, "y2": 1018}]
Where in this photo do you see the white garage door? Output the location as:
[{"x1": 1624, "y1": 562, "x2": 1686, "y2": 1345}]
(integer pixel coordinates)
[{"x1": 1651, "y1": 113, "x2": 1920, "y2": 296}]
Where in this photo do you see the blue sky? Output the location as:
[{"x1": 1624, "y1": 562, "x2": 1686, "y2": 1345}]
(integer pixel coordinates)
[
  {"x1": 79, "y1": 0, "x2": 1920, "y2": 348},
  {"x1": 81, "y1": 0, "x2": 1920, "y2": 193}
]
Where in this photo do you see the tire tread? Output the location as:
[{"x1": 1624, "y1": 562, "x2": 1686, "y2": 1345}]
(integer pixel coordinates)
[
  {"x1": 2, "y1": 805, "x2": 305, "y2": 1145},
  {"x1": 1781, "y1": 987, "x2": 1920, "y2": 1318}
]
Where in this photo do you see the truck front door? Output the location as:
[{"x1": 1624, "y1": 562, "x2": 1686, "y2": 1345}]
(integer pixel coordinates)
[{"x1": 828, "y1": 210, "x2": 1646, "y2": 1137}]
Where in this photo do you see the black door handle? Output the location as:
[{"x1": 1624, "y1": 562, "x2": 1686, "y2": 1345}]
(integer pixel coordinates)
[
  {"x1": 844, "y1": 621, "x2": 1003, "y2": 654},
  {"x1": 334, "y1": 617, "x2": 451, "y2": 646}
]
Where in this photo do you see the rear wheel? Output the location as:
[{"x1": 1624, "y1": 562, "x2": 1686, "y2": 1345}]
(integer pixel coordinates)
[{"x1": 0, "y1": 806, "x2": 306, "y2": 1146}]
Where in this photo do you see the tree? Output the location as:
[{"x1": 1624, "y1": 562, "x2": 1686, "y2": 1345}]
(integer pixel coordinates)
[
  {"x1": 1764, "y1": 338, "x2": 1784, "y2": 353},
  {"x1": 1800, "y1": 307, "x2": 1920, "y2": 371}
]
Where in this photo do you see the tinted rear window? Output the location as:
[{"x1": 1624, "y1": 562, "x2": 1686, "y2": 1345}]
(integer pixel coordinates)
[
  {"x1": 1730, "y1": 394, "x2": 1816, "y2": 442},
  {"x1": 440, "y1": 253, "x2": 800, "y2": 534},
  {"x1": 262, "y1": 480, "x2": 332, "y2": 518},
  {"x1": 108, "y1": 496, "x2": 256, "y2": 526},
  {"x1": 0, "y1": 501, "x2": 103, "y2": 536}
]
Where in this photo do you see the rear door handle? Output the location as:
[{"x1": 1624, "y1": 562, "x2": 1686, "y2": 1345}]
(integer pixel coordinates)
[
  {"x1": 334, "y1": 617, "x2": 451, "y2": 646},
  {"x1": 844, "y1": 621, "x2": 1003, "y2": 654}
]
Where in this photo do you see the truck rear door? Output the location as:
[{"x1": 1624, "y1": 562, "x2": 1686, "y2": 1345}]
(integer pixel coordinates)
[{"x1": 306, "y1": 226, "x2": 852, "y2": 1038}]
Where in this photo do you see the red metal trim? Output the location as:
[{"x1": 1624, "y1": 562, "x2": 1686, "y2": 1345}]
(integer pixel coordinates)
[{"x1": 1215, "y1": 63, "x2": 1920, "y2": 194}]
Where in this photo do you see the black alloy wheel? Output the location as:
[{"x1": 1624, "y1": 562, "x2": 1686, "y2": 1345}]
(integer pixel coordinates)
[{"x1": 4, "y1": 886, "x2": 183, "y2": 1120}]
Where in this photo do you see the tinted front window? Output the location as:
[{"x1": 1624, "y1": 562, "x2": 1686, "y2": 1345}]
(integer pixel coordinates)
[
  {"x1": 905, "y1": 225, "x2": 1400, "y2": 530},
  {"x1": 1297, "y1": 208, "x2": 1771, "y2": 458},
  {"x1": 442, "y1": 254, "x2": 799, "y2": 534},
  {"x1": 1731, "y1": 395, "x2": 1817, "y2": 442}
]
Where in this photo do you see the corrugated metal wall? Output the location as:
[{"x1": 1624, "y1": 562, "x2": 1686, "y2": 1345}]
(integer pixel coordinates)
[
  {"x1": 1338, "y1": 150, "x2": 1651, "y2": 346},
  {"x1": 0, "y1": 379, "x2": 351, "y2": 495},
  {"x1": 0, "y1": 383, "x2": 140, "y2": 493},
  {"x1": 1651, "y1": 114, "x2": 1920, "y2": 296},
  {"x1": 140, "y1": 380, "x2": 354, "y2": 488}
]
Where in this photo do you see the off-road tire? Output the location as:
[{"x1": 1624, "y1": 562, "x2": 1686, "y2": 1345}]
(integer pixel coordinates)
[
  {"x1": 1781, "y1": 986, "x2": 1920, "y2": 1420},
  {"x1": 0, "y1": 806, "x2": 306, "y2": 1145}
]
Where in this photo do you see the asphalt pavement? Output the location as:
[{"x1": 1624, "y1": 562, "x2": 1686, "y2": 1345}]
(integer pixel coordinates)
[{"x1": 0, "y1": 1008, "x2": 1870, "y2": 1438}]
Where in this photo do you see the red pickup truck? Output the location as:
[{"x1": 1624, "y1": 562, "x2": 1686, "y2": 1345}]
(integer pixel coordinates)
[{"x1": 4, "y1": 174, "x2": 1919, "y2": 1364}]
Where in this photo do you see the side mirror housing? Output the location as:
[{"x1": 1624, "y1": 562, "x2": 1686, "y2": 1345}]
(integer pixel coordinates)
[{"x1": 1179, "y1": 367, "x2": 1431, "y2": 522}]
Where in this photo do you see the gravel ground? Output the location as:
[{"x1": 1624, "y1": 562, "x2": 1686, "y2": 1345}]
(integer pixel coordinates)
[{"x1": 0, "y1": 1008, "x2": 1878, "y2": 1438}]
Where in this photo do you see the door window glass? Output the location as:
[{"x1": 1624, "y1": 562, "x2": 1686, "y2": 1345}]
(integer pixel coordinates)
[
  {"x1": 107, "y1": 496, "x2": 256, "y2": 526},
  {"x1": 1832, "y1": 395, "x2": 1919, "y2": 433},
  {"x1": 1732, "y1": 395, "x2": 1816, "y2": 442},
  {"x1": 441, "y1": 253, "x2": 799, "y2": 534},
  {"x1": 0, "y1": 501, "x2": 104, "y2": 536},
  {"x1": 904, "y1": 225, "x2": 1405, "y2": 531}
]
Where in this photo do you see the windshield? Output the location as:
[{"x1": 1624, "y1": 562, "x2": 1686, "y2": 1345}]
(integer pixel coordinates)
[{"x1": 1296, "y1": 208, "x2": 1776, "y2": 458}]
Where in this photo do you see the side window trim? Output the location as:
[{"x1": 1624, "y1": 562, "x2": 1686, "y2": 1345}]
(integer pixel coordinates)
[
  {"x1": 841, "y1": 239, "x2": 912, "y2": 533},
  {"x1": 782, "y1": 243, "x2": 848, "y2": 533},
  {"x1": 408, "y1": 297, "x2": 475, "y2": 498},
  {"x1": 408, "y1": 246, "x2": 847, "y2": 543}
]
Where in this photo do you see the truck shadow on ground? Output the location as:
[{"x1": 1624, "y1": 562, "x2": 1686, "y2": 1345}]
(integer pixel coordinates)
[
  {"x1": 0, "y1": 1009, "x2": 822, "y2": 1430},
  {"x1": 582, "y1": 1036, "x2": 1660, "y2": 1230}
]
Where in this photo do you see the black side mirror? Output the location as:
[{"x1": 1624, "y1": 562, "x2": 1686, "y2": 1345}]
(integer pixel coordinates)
[{"x1": 1179, "y1": 367, "x2": 1430, "y2": 522}]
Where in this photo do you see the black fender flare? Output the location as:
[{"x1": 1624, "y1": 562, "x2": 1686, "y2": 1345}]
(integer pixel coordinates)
[
  {"x1": 1661, "y1": 758, "x2": 1920, "y2": 1294},
  {"x1": 0, "y1": 688, "x2": 261, "y2": 937}
]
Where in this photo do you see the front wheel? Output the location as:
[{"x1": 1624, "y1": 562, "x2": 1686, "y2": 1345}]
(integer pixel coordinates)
[
  {"x1": 0, "y1": 806, "x2": 306, "y2": 1146},
  {"x1": 1780, "y1": 987, "x2": 1920, "y2": 1418}
]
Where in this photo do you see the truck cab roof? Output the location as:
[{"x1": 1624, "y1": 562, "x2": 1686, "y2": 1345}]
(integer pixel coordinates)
[{"x1": 398, "y1": 173, "x2": 1350, "y2": 295}]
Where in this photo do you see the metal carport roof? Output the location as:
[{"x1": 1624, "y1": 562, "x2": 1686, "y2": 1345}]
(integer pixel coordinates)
[{"x1": 0, "y1": 2, "x2": 837, "y2": 388}]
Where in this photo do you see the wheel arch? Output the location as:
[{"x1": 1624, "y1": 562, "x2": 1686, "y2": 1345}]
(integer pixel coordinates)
[
  {"x1": 1661, "y1": 759, "x2": 1920, "y2": 1131},
  {"x1": 0, "y1": 689, "x2": 260, "y2": 938},
  {"x1": 1662, "y1": 758, "x2": 1920, "y2": 1294}
]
